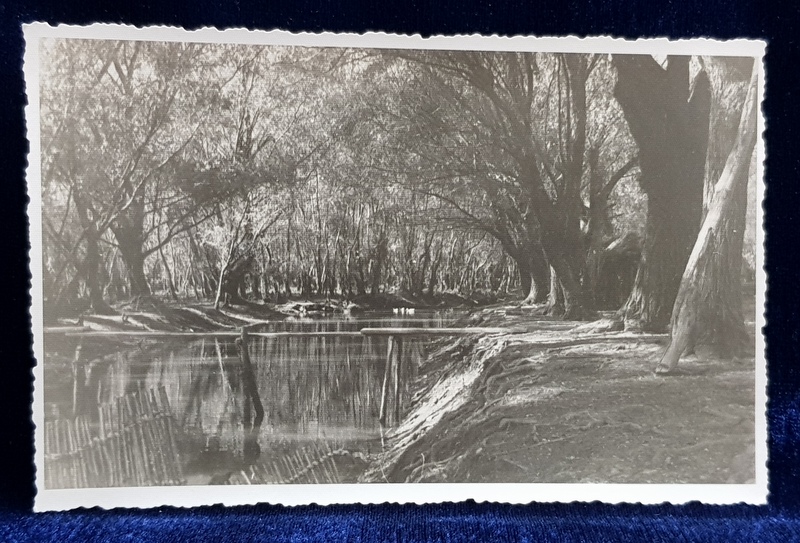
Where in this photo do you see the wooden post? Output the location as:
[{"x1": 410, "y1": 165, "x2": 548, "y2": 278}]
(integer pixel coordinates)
[
  {"x1": 158, "y1": 385, "x2": 183, "y2": 483},
  {"x1": 116, "y1": 396, "x2": 127, "y2": 484},
  {"x1": 236, "y1": 327, "x2": 264, "y2": 427},
  {"x1": 243, "y1": 372, "x2": 252, "y2": 430},
  {"x1": 393, "y1": 337, "x2": 403, "y2": 424},
  {"x1": 71, "y1": 345, "x2": 83, "y2": 419},
  {"x1": 44, "y1": 421, "x2": 52, "y2": 488},
  {"x1": 379, "y1": 336, "x2": 395, "y2": 424}
]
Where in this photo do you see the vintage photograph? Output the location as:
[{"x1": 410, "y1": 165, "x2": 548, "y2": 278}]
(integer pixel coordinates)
[{"x1": 26, "y1": 26, "x2": 766, "y2": 509}]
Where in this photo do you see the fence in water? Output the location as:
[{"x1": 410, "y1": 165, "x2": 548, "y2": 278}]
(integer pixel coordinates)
[
  {"x1": 43, "y1": 323, "x2": 502, "y2": 488},
  {"x1": 43, "y1": 385, "x2": 184, "y2": 489},
  {"x1": 223, "y1": 441, "x2": 370, "y2": 485}
]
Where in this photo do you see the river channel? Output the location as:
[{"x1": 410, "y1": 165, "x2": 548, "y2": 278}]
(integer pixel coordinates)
[{"x1": 42, "y1": 311, "x2": 457, "y2": 487}]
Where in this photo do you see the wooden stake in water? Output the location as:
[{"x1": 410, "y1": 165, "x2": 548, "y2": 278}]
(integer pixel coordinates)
[
  {"x1": 158, "y1": 386, "x2": 184, "y2": 484},
  {"x1": 379, "y1": 336, "x2": 395, "y2": 425},
  {"x1": 236, "y1": 327, "x2": 265, "y2": 428},
  {"x1": 393, "y1": 337, "x2": 404, "y2": 424},
  {"x1": 71, "y1": 344, "x2": 82, "y2": 419}
]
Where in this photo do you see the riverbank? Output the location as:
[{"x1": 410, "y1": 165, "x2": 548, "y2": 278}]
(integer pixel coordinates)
[
  {"x1": 44, "y1": 293, "x2": 757, "y2": 487},
  {"x1": 361, "y1": 306, "x2": 757, "y2": 484},
  {"x1": 46, "y1": 290, "x2": 503, "y2": 333}
]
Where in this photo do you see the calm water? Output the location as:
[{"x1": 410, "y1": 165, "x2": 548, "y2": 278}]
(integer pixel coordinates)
[{"x1": 42, "y1": 311, "x2": 456, "y2": 486}]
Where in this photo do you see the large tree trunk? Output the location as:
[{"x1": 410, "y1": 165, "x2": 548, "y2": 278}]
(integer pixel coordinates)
[
  {"x1": 514, "y1": 56, "x2": 593, "y2": 320},
  {"x1": 549, "y1": 254, "x2": 589, "y2": 319},
  {"x1": 216, "y1": 257, "x2": 251, "y2": 308},
  {"x1": 584, "y1": 146, "x2": 622, "y2": 309},
  {"x1": 547, "y1": 266, "x2": 565, "y2": 316},
  {"x1": 518, "y1": 248, "x2": 550, "y2": 305},
  {"x1": 529, "y1": 230, "x2": 589, "y2": 319},
  {"x1": 111, "y1": 196, "x2": 151, "y2": 298},
  {"x1": 70, "y1": 191, "x2": 111, "y2": 314},
  {"x1": 115, "y1": 235, "x2": 151, "y2": 298},
  {"x1": 82, "y1": 229, "x2": 107, "y2": 312},
  {"x1": 622, "y1": 198, "x2": 703, "y2": 330},
  {"x1": 516, "y1": 150, "x2": 592, "y2": 319},
  {"x1": 552, "y1": 54, "x2": 591, "y2": 319},
  {"x1": 657, "y1": 66, "x2": 758, "y2": 374},
  {"x1": 614, "y1": 55, "x2": 712, "y2": 332},
  {"x1": 506, "y1": 239, "x2": 549, "y2": 305},
  {"x1": 370, "y1": 234, "x2": 388, "y2": 296}
]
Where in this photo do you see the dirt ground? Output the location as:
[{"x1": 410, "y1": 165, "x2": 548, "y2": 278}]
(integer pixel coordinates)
[{"x1": 363, "y1": 308, "x2": 756, "y2": 485}]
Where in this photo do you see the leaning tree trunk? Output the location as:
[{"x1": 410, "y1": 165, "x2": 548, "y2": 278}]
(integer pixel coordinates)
[
  {"x1": 657, "y1": 66, "x2": 758, "y2": 374},
  {"x1": 216, "y1": 257, "x2": 251, "y2": 309},
  {"x1": 614, "y1": 55, "x2": 712, "y2": 332},
  {"x1": 213, "y1": 260, "x2": 228, "y2": 310}
]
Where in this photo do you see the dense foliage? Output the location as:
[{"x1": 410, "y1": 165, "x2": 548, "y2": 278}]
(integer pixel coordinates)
[{"x1": 38, "y1": 40, "x2": 755, "y2": 325}]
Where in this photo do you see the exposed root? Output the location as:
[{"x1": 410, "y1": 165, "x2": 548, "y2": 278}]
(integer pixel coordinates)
[
  {"x1": 498, "y1": 417, "x2": 538, "y2": 431},
  {"x1": 363, "y1": 306, "x2": 754, "y2": 485}
]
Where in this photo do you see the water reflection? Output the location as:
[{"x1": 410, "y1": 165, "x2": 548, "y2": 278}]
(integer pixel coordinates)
[{"x1": 43, "y1": 311, "x2": 451, "y2": 487}]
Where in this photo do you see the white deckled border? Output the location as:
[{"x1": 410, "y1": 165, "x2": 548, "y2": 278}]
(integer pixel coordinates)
[{"x1": 23, "y1": 23, "x2": 768, "y2": 512}]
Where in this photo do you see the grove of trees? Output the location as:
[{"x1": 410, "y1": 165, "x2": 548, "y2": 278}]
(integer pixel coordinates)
[{"x1": 39, "y1": 39, "x2": 759, "y2": 362}]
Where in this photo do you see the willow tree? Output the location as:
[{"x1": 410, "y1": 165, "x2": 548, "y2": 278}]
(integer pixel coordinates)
[
  {"x1": 657, "y1": 63, "x2": 758, "y2": 374},
  {"x1": 368, "y1": 52, "x2": 595, "y2": 316},
  {"x1": 614, "y1": 55, "x2": 712, "y2": 331},
  {"x1": 39, "y1": 39, "x2": 224, "y2": 303}
]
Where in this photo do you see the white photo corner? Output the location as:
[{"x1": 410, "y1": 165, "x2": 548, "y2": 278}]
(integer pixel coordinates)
[{"x1": 23, "y1": 23, "x2": 767, "y2": 511}]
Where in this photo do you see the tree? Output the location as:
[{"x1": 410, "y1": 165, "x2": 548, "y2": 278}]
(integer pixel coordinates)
[
  {"x1": 656, "y1": 63, "x2": 758, "y2": 373},
  {"x1": 367, "y1": 52, "x2": 597, "y2": 316},
  {"x1": 613, "y1": 55, "x2": 712, "y2": 331},
  {"x1": 582, "y1": 147, "x2": 639, "y2": 308},
  {"x1": 43, "y1": 43, "x2": 697, "y2": 314},
  {"x1": 201, "y1": 181, "x2": 284, "y2": 309},
  {"x1": 40, "y1": 40, "x2": 220, "y2": 303}
]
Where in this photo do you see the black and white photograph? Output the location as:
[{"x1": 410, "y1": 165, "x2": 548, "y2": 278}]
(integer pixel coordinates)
[{"x1": 25, "y1": 25, "x2": 766, "y2": 510}]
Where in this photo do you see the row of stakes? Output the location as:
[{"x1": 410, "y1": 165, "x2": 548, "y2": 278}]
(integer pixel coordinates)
[
  {"x1": 44, "y1": 385, "x2": 184, "y2": 489},
  {"x1": 225, "y1": 441, "x2": 347, "y2": 485},
  {"x1": 45, "y1": 327, "x2": 411, "y2": 489}
]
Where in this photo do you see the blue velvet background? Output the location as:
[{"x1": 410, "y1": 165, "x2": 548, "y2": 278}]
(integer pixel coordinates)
[{"x1": 2, "y1": 0, "x2": 798, "y2": 540}]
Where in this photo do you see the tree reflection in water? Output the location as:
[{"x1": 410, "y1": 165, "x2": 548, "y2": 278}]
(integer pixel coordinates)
[{"x1": 44, "y1": 313, "x2": 445, "y2": 485}]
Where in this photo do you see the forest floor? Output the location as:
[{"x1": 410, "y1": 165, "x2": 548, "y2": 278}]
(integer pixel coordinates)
[{"x1": 362, "y1": 299, "x2": 758, "y2": 485}]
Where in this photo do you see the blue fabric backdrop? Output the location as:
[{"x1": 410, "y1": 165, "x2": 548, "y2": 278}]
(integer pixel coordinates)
[{"x1": 2, "y1": 0, "x2": 798, "y2": 540}]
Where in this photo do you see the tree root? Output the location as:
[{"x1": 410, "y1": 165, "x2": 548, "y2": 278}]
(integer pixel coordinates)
[
  {"x1": 652, "y1": 436, "x2": 745, "y2": 467},
  {"x1": 700, "y1": 407, "x2": 745, "y2": 426},
  {"x1": 499, "y1": 417, "x2": 538, "y2": 432},
  {"x1": 480, "y1": 365, "x2": 543, "y2": 397},
  {"x1": 497, "y1": 456, "x2": 530, "y2": 473}
]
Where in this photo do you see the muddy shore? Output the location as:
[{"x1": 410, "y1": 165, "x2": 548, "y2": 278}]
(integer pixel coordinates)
[{"x1": 46, "y1": 291, "x2": 499, "y2": 334}]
